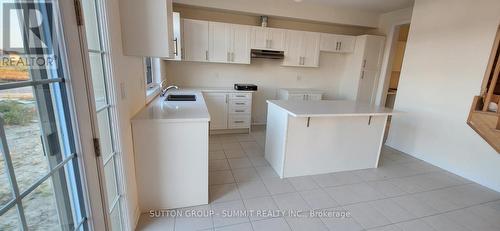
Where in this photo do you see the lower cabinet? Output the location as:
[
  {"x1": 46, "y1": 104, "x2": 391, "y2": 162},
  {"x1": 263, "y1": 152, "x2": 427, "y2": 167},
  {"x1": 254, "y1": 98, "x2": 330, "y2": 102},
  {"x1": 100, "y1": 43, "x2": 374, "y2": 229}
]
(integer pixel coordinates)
[
  {"x1": 278, "y1": 89, "x2": 324, "y2": 101},
  {"x1": 204, "y1": 92, "x2": 252, "y2": 131}
]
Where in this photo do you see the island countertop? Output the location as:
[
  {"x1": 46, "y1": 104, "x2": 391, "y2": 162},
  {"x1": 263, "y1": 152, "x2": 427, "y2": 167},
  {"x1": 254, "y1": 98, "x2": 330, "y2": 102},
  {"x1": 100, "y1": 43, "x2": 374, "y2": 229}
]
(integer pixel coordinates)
[
  {"x1": 132, "y1": 90, "x2": 210, "y2": 122},
  {"x1": 267, "y1": 100, "x2": 397, "y2": 117}
]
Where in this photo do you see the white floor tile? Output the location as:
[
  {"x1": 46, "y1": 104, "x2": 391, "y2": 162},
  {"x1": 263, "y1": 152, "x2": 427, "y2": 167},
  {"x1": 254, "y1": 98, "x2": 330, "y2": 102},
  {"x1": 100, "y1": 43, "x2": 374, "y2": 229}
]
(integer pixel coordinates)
[
  {"x1": 423, "y1": 214, "x2": 470, "y2": 231},
  {"x1": 344, "y1": 202, "x2": 392, "y2": 229},
  {"x1": 232, "y1": 167, "x2": 260, "y2": 182},
  {"x1": 243, "y1": 196, "x2": 280, "y2": 221},
  {"x1": 210, "y1": 150, "x2": 227, "y2": 160},
  {"x1": 396, "y1": 219, "x2": 436, "y2": 231},
  {"x1": 391, "y1": 195, "x2": 438, "y2": 218},
  {"x1": 210, "y1": 170, "x2": 235, "y2": 185},
  {"x1": 174, "y1": 205, "x2": 213, "y2": 231},
  {"x1": 262, "y1": 178, "x2": 296, "y2": 195},
  {"x1": 210, "y1": 183, "x2": 241, "y2": 204},
  {"x1": 369, "y1": 199, "x2": 416, "y2": 223},
  {"x1": 210, "y1": 159, "x2": 230, "y2": 171},
  {"x1": 272, "y1": 192, "x2": 311, "y2": 212},
  {"x1": 319, "y1": 207, "x2": 363, "y2": 231},
  {"x1": 299, "y1": 189, "x2": 338, "y2": 210},
  {"x1": 324, "y1": 183, "x2": 385, "y2": 205},
  {"x1": 211, "y1": 200, "x2": 249, "y2": 228},
  {"x1": 252, "y1": 217, "x2": 291, "y2": 231},
  {"x1": 228, "y1": 157, "x2": 253, "y2": 169},
  {"x1": 288, "y1": 176, "x2": 320, "y2": 192},
  {"x1": 136, "y1": 213, "x2": 175, "y2": 231},
  {"x1": 237, "y1": 180, "x2": 270, "y2": 199},
  {"x1": 248, "y1": 156, "x2": 269, "y2": 167},
  {"x1": 214, "y1": 222, "x2": 253, "y2": 231},
  {"x1": 285, "y1": 216, "x2": 328, "y2": 231}
]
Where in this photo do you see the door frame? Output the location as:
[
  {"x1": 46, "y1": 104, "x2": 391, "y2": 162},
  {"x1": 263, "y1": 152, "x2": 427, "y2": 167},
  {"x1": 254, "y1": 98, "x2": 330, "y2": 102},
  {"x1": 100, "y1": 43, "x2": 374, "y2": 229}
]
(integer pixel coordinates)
[
  {"x1": 375, "y1": 21, "x2": 411, "y2": 107},
  {"x1": 58, "y1": 0, "x2": 108, "y2": 230}
]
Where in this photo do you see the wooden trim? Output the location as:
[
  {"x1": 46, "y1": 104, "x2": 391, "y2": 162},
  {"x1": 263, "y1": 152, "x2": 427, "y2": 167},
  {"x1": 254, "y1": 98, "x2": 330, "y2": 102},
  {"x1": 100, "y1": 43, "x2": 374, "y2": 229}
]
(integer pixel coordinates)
[
  {"x1": 483, "y1": 55, "x2": 500, "y2": 111},
  {"x1": 481, "y1": 26, "x2": 500, "y2": 96}
]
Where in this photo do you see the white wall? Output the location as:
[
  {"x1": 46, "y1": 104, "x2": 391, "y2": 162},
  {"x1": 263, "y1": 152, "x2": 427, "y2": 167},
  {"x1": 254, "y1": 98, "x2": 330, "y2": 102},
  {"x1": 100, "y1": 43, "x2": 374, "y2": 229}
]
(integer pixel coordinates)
[
  {"x1": 165, "y1": 53, "x2": 349, "y2": 124},
  {"x1": 173, "y1": 0, "x2": 380, "y2": 28},
  {"x1": 108, "y1": 0, "x2": 147, "y2": 228},
  {"x1": 386, "y1": 0, "x2": 500, "y2": 192}
]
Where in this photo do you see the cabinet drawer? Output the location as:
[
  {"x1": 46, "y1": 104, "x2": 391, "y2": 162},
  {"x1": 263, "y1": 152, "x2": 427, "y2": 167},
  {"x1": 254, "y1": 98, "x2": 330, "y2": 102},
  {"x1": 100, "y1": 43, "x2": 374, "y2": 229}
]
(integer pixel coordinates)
[
  {"x1": 229, "y1": 100, "x2": 251, "y2": 107},
  {"x1": 228, "y1": 115, "x2": 251, "y2": 128},
  {"x1": 229, "y1": 93, "x2": 252, "y2": 99},
  {"x1": 229, "y1": 106, "x2": 251, "y2": 114}
]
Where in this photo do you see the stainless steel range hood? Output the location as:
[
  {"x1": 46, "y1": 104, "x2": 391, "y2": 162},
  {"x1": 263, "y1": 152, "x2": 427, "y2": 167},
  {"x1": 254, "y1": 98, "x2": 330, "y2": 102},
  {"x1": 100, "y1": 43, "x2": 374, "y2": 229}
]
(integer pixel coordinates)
[{"x1": 251, "y1": 49, "x2": 284, "y2": 59}]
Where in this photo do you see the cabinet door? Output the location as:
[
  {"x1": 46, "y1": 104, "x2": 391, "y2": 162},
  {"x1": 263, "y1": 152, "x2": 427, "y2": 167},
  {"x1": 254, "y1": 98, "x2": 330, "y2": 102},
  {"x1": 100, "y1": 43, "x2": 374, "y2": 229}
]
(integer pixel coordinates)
[
  {"x1": 231, "y1": 25, "x2": 251, "y2": 64},
  {"x1": 288, "y1": 93, "x2": 306, "y2": 100},
  {"x1": 209, "y1": 22, "x2": 230, "y2": 63},
  {"x1": 283, "y1": 30, "x2": 303, "y2": 66},
  {"x1": 302, "y1": 32, "x2": 320, "y2": 67},
  {"x1": 337, "y1": 35, "x2": 355, "y2": 53},
  {"x1": 268, "y1": 28, "x2": 285, "y2": 50},
  {"x1": 169, "y1": 12, "x2": 182, "y2": 60},
  {"x1": 319, "y1": 33, "x2": 339, "y2": 52},
  {"x1": 362, "y1": 36, "x2": 385, "y2": 70},
  {"x1": 120, "y1": 0, "x2": 174, "y2": 57},
  {"x1": 251, "y1": 27, "x2": 269, "y2": 49},
  {"x1": 183, "y1": 19, "x2": 209, "y2": 62},
  {"x1": 356, "y1": 70, "x2": 378, "y2": 104},
  {"x1": 307, "y1": 93, "x2": 322, "y2": 101},
  {"x1": 204, "y1": 93, "x2": 228, "y2": 129}
]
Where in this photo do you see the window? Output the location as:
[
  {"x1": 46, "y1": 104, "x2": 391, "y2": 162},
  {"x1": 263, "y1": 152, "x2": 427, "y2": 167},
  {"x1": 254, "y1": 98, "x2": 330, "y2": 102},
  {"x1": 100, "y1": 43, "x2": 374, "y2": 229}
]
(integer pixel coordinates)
[{"x1": 145, "y1": 57, "x2": 154, "y2": 88}]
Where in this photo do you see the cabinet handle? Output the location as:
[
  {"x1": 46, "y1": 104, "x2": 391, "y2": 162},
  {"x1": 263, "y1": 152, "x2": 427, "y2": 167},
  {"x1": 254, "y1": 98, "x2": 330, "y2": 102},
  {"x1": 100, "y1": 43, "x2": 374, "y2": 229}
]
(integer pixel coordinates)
[
  {"x1": 173, "y1": 38, "x2": 178, "y2": 55},
  {"x1": 339, "y1": 42, "x2": 342, "y2": 51},
  {"x1": 235, "y1": 102, "x2": 245, "y2": 105},
  {"x1": 336, "y1": 42, "x2": 339, "y2": 51},
  {"x1": 206, "y1": 50, "x2": 209, "y2": 61},
  {"x1": 361, "y1": 71, "x2": 365, "y2": 79},
  {"x1": 227, "y1": 52, "x2": 230, "y2": 62},
  {"x1": 231, "y1": 52, "x2": 235, "y2": 62},
  {"x1": 225, "y1": 95, "x2": 228, "y2": 103},
  {"x1": 235, "y1": 110, "x2": 245, "y2": 112},
  {"x1": 363, "y1": 59, "x2": 367, "y2": 68},
  {"x1": 234, "y1": 121, "x2": 244, "y2": 123},
  {"x1": 236, "y1": 95, "x2": 246, "y2": 97},
  {"x1": 268, "y1": 39, "x2": 272, "y2": 48}
]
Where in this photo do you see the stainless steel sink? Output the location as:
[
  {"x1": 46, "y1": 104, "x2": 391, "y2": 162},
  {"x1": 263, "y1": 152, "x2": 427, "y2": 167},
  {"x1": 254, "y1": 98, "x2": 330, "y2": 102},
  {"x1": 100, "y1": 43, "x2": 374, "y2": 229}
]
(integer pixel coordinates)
[{"x1": 165, "y1": 94, "x2": 196, "y2": 101}]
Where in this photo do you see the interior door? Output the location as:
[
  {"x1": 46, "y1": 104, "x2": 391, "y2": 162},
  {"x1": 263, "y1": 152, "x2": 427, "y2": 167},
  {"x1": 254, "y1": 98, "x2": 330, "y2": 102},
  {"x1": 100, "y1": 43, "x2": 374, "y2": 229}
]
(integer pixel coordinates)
[
  {"x1": 204, "y1": 93, "x2": 228, "y2": 129},
  {"x1": 209, "y1": 22, "x2": 230, "y2": 63},
  {"x1": 231, "y1": 25, "x2": 251, "y2": 64},
  {"x1": 357, "y1": 70, "x2": 379, "y2": 104},
  {"x1": 183, "y1": 19, "x2": 209, "y2": 62}
]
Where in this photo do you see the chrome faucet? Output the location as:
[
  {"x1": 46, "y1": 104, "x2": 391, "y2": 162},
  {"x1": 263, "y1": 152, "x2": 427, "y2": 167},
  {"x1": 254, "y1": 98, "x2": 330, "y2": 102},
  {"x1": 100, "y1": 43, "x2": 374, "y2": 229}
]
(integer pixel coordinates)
[{"x1": 160, "y1": 85, "x2": 179, "y2": 97}]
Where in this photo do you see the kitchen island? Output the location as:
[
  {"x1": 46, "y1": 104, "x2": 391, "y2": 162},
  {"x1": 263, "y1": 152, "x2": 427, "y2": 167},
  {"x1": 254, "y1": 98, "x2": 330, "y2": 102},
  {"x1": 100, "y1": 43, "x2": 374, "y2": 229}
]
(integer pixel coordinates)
[
  {"x1": 132, "y1": 90, "x2": 210, "y2": 211},
  {"x1": 265, "y1": 100, "x2": 396, "y2": 178}
]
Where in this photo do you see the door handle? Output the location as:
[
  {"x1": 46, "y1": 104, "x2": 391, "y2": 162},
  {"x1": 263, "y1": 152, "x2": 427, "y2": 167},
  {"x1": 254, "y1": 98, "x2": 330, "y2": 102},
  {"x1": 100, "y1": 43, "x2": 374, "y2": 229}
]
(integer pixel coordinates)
[{"x1": 206, "y1": 50, "x2": 209, "y2": 61}]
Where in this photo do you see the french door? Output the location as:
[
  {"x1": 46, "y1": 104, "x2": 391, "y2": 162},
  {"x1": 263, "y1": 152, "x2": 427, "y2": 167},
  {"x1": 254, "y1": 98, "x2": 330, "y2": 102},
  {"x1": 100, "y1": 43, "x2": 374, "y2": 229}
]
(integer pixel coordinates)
[
  {"x1": 78, "y1": 0, "x2": 126, "y2": 230},
  {"x1": 0, "y1": 0, "x2": 88, "y2": 230}
]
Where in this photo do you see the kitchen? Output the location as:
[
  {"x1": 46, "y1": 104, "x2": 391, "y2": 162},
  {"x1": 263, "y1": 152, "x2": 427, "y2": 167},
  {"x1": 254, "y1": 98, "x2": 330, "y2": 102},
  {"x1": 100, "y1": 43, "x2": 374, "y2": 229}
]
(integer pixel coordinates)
[{"x1": 120, "y1": 0, "x2": 500, "y2": 230}]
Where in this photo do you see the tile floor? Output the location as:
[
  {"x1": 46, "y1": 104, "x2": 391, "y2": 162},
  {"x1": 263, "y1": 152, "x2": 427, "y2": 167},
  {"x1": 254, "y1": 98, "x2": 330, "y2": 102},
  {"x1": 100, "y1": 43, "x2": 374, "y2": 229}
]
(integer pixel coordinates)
[{"x1": 136, "y1": 126, "x2": 500, "y2": 231}]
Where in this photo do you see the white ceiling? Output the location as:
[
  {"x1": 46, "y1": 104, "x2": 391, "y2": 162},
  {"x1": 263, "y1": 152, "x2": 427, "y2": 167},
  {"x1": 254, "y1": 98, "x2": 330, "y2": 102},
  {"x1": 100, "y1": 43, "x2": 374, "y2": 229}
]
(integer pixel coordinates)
[{"x1": 298, "y1": 0, "x2": 414, "y2": 13}]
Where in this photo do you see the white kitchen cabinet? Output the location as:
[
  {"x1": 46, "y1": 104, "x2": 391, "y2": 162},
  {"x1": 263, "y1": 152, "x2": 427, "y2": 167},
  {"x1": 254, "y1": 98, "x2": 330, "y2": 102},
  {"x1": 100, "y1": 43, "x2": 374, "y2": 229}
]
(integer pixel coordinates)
[
  {"x1": 167, "y1": 12, "x2": 182, "y2": 60},
  {"x1": 209, "y1": 22, "x2": 251, "y2": 64},
  {"x1": 283, "y1": 30, "x2": 320, "y2": 67},
  {"x1": 204, "y1": 93, "x2": 228, "y2": 129},
  {"x1": 204, "y1": 91, "x2": 253, "y2": 132},
  {"x1": 251, "y1": 27, "x2": 286, "y2": 50},
  {"x1": 120, "y1": 0, "x2": 174, "y2": 57},
  {"x1": 278, "y1": 89, "x2": 324, "y2": 101},
  {"x1": 340, "y1": 35, "x2": 385, "y2": 104},
  {"x1": 183, "y1": 19, "x2": 209, "y2": 62},
  {"x1": 320, "y1": 33, "x2": 355, "y2": 53}
]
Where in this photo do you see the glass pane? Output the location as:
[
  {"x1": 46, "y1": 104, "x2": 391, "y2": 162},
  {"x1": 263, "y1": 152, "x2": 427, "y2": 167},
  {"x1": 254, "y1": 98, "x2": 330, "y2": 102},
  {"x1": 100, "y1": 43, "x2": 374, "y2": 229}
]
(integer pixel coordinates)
[
  {"x1": 97, "y1": 109, "x2": 113, "y2": 159},
  {"x1": 81, "y1": 0, "x2": 101, "y2": 50},
  {"x1": 89, "y1": 53, "x2": 107, "y2": 109},
  {"x1": 0, "y1": 88, "x2": 49, "y2": 192},
  {"x1": 0, "y1": 150, "x2": 13, "y2": 206},
  {"x1": 22, "y1": 178, "x2": 60, "y2": 230},
  {"x1": 0, "y1": 206, "x2": 20, "y2": 231},
  {"x1": 104, "y1": 157, "x2": 118, "y2": 209},
  {"x1": 110, "y1": 204, "x2": 122, "y2": 231}
]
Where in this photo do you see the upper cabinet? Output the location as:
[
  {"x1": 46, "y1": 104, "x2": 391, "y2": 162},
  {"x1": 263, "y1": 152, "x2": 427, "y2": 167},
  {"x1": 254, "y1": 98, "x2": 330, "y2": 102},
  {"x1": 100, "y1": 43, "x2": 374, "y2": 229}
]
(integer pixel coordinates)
[
  {"x1": 251, "y1": 27, "x2": 286, "y2": 51},
  {"x1": 183, "y1": 19, "x2": 209, "y2": 62},
  {"x1": 320, "y1": 34, "x2": 356, "y2": 53},
  {"x1": 168, "y1": 12, "x2": 182, "y2": 61},
  {"x1": 207, "y1": 22, "x2": 251, "y2": 64},
  {"x1": 283, "y1": 30, "x2": 320, "y2": 67},
  {"x1": 119, "y1": 0, "x2": 174, "y2": 58}
]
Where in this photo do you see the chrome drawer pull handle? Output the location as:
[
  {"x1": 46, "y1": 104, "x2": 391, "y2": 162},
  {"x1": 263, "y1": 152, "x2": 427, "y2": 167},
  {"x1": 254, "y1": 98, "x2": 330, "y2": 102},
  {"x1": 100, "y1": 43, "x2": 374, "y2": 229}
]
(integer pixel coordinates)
[
  {"x1": 235, "y1": 110, "x2": 245, "y2": 112},
  {"x1": 235, "y1": 103, "x2": 245, "y2": 105},
  {"x1": 234, "y1": 121, "x2": 244, "y2": 123}
]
